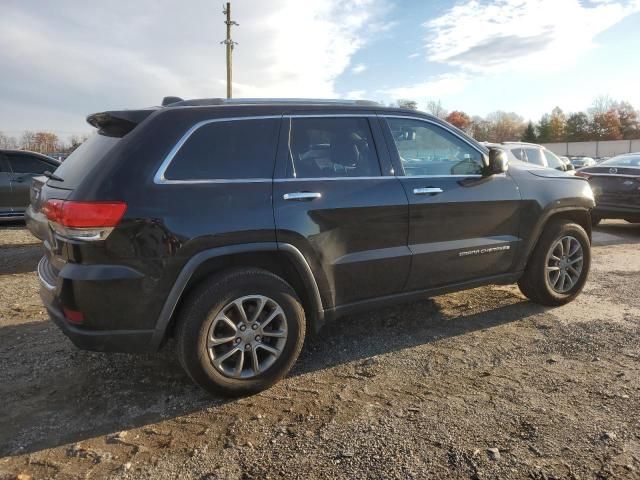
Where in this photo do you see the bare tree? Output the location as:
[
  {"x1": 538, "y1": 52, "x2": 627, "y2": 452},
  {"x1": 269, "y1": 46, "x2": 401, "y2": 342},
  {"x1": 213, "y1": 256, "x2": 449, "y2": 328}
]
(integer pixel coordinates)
[
  {"x1": 425, "y1": 100, "x2": 447, "y2": 119},
  {"x1": 0, "y1": 132, "x2": 18, "y2": 149}
]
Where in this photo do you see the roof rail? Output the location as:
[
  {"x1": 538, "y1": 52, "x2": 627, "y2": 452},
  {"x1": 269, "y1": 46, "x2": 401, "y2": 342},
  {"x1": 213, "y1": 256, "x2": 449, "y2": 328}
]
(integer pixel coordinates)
[{"x1": 162, "y1": 97, "x2": 381, "y2": 107}]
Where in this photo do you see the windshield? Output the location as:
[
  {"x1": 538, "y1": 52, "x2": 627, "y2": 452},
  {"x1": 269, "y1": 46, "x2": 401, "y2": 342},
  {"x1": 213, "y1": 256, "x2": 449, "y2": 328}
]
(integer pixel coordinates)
[
  {"x1": 48, "y1": 133, "x2": 120, "y2": 188},
  {"x1": 600, "y1": 155, "x2": 640, "y2": 167}
]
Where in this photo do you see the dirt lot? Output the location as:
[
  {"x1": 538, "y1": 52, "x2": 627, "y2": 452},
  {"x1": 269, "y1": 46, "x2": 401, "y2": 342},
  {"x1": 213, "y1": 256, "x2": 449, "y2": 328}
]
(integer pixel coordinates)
[{"x1": 0, "y1": 222, "x2": 638, "y2": 479}]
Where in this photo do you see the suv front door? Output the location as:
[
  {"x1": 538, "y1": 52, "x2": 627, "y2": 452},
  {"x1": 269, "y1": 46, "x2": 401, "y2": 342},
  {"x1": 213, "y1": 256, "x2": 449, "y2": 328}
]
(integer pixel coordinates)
[
  {"x1": 5, "y1": 153, "x2": 55, "y2": 213},
  {"x1": 0, "y1": 155, "x2": 14, "y2": 216},
  {"x1": 273, "y1": 114, "x2": 410, "y2": 308},
  {"x1": 381, "y1": 115, "x2": 522, "y2": 291}
]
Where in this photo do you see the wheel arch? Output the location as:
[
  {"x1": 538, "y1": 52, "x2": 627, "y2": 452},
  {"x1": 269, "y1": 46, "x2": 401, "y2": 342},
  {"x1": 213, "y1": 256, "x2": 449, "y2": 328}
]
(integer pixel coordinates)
[
  {"x1": 516, "y1": 207, "x2": 592, "y2": 272},
  {"x1": 150, "y1": 243, "x2": 324, "y2": 350}
]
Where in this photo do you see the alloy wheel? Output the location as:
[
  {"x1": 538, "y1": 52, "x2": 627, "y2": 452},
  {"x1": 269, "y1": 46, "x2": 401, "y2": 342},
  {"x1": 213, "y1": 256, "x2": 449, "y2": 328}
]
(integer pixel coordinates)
[
  {"x1": 206, "y1": 295, "x2": 288, "y2": 379},
  {"x1": 545, "y1": 235, "x2": 584, "y2": 293}
]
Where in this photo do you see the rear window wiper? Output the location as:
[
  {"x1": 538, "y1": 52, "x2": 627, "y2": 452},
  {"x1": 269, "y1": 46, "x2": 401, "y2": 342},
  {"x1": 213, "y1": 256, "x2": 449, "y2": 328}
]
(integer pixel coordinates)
[{"x1": 44, "y1": 170, "x2": 64, "y2": 182}]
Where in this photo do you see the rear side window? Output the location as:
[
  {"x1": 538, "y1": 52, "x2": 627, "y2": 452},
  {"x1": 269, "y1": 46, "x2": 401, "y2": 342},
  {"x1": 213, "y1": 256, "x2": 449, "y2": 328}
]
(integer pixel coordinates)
[
  {"x1": 6, "y1": 154, "x2": 53, "y2": 174},
  {"x1": 510, "y1": 148, "x2": 525, "y2": 161},
  {"x1": 286, "y1": 117, "x2": 381, "y2": 178},
  {"x1": 543, "y1": 150, "x2": 563, "y2": 170},
  {"x1": 51, "y1": 134, "x2": 120, "y2": 187},
  {"x1": 165, "y1": 119, "x2": 279, "y2": 180},
  {"x1": 524, "y1": 148, "x2": 545, "y2": 166}
]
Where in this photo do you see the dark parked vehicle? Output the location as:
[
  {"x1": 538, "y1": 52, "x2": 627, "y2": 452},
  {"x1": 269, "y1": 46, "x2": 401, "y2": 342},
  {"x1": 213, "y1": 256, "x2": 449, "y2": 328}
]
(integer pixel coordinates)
[
  {"x1": 576, "y1": 153, "x2": 640, "y2": 225},
  {"x1": 0, "y1": 149, "x2": 60, "y2": 220},
  {"x1": 26, "y1": 98, "x2": 595, "y2": 396}
]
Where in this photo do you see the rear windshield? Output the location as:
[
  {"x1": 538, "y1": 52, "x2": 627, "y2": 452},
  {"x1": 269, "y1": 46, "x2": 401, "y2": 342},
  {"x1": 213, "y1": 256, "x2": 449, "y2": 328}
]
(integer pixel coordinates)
[
  {"x1": 601, "y1": 155, "x2": 640, "y2": 167},
  {"x1": 48, "y1": 133, "x2": 119, "y2": 188}
]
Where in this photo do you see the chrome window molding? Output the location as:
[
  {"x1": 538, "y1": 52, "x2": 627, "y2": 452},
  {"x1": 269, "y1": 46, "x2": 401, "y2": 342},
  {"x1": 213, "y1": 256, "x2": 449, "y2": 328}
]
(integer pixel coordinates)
[
  {"x1": 154, "y1": 115, "x2": 282, "y2": 185},
  {"x1": 154, "y1": 112, "x2": 488, "y2": 184}
]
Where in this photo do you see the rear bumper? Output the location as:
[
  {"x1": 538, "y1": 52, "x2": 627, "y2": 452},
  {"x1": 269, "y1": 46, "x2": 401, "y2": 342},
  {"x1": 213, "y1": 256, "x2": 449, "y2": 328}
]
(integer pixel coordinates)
[{"x1": 38, "y1": 257, "x2": 156, "y2": 353}]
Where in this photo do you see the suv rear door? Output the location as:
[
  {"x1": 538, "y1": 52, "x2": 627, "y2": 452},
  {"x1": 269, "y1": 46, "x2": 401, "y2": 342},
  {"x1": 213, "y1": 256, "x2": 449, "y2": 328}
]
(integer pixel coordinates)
[
  {"x1": 381, "y1": 115, "x2": 522, "y2": 291},
  {"x1": 272, "y1": 113, "x2": 410, "y2": 308}
]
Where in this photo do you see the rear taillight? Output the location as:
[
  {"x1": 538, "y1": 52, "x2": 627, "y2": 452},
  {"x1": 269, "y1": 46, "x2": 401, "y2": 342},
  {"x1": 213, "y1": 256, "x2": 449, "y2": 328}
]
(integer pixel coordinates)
[
  {"x1": 575, "y1": 171, "x2": 591, "y2": 179},
  {"x1": 44, "y1": 200, "x2": 127, "y2": 241}
]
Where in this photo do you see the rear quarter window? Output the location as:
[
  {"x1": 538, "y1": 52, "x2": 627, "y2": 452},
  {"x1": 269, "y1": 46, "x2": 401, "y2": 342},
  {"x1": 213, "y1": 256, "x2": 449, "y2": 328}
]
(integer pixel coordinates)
[
  {"x1": 50, "y1": 134, "x2": 120, "y2": 187},
  {"x1": 163, "y1": 119, "x2": 280, "y2": 180}
]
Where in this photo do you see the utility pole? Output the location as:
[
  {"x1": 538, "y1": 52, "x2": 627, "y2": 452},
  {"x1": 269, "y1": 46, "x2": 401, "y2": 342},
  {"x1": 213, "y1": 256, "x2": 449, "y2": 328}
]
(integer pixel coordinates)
[{"x1": 221, "y1": 2, "x2": 238, "y2": 99}]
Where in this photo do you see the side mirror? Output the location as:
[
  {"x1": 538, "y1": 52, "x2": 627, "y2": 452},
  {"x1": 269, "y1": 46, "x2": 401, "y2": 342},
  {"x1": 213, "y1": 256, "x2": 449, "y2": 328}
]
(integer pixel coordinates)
[{"x1": 488, "y1": 148, "x2": 508, "y2": 174}]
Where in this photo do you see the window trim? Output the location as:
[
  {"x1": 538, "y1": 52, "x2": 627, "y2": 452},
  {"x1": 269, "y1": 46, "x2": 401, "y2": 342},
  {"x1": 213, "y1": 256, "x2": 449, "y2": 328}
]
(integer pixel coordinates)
[
  {"x1": 154, "y1": 115, "x2": 282, "y2": 185},
  {"x1": 381, "y1": 115, "x2": 486, "y2": 178},
  {"x1": 154, "y1": 113, "x2": 488, "y2": 184}
]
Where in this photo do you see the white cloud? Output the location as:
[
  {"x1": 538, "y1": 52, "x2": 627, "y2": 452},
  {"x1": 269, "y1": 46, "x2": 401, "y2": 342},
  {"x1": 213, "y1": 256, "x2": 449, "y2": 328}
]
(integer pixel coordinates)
[
  {"x1": 424, "y1": 0, "x2": 640, "y2": 73},
  {"x1": 351, "y1": 63, "x2": 368, "y2": 74},
  {"x1": 0, "y1": 0, "x2": 387, "y2": 135},
  {"x1": 379, "y1": 73, "x2": 470, "y2": 103},
  {"x1": 407, "y1": 52, "x2": 420, "y2": 59},
  {"x1": 345, "y1": 90, "x2": 367, "y2": 99}
]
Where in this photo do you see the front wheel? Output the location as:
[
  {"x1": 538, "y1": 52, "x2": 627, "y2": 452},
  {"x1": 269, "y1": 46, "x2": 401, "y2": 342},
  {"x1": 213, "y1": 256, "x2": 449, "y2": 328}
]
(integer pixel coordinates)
[
  {"x1": 518, "y1": 220, "x2": 591, "y2": 306},
  {"x1": 176, "y1": 268, "x2": 306, "y2": 396}
]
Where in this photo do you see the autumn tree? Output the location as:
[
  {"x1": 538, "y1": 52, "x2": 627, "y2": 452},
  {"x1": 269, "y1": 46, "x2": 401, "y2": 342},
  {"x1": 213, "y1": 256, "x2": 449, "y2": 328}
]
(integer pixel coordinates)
[
  {"x1": 397, "y1": 99, "x2": 418, "y2": 110},
  {"x1": 615, "y1": 101, "x2": 640, "y2": 139},
  {"x1": 565, "y1": 112, "x2": 591, "y2": 141},
  {"x1": 485, "y1": 111, "x2": 525, "y2": 142},
  {"x1": 521, "y1": 122, "x2": 537, "y2": 142},
  {"x1": 469, "y1": 116, "x2": 490, "y2": 141},
  {"x1": 548, "y1": 107, "x2": 566, "y2": 142},
  {"x1": 591, "y1": 110, "x2": 623, "y2": 140},
  {"x1": 445, "y1": 111, "x2": 471, "y2": 131}
]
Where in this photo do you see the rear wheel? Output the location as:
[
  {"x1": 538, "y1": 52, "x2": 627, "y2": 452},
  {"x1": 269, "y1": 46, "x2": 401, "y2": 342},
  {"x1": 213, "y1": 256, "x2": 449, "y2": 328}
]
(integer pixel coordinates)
[
  {"x1": 176, "y1": 268, "x2": 306, "y2": 396},
  {"x1": 518, "y1": 219, "x2": 590, "y2": 306}
]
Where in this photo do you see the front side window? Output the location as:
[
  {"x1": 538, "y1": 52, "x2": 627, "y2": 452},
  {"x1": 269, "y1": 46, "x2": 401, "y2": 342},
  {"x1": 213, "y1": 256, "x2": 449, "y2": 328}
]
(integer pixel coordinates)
[
  {"x1": 386, "y1": 118, "x2": 483, "y2": 176},
  {"x1": 523, "y1": 148, "x2": 545, "y2": 166},
  {"x1": 165, "y1": 119, "x2": 279, "y2": 180},
  {"x1": 286, "y1": 117, "x2": 381, "y2": 178},
  {"x1": 6, "y1": 154, "x2": 53, "y2": 174}
]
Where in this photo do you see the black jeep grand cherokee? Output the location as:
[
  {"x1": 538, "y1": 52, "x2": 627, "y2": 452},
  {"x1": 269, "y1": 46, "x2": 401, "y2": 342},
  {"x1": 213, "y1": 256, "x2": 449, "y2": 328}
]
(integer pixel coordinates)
[{"x1": 27, "y1": 98, "x2": 595, "y2": 396}]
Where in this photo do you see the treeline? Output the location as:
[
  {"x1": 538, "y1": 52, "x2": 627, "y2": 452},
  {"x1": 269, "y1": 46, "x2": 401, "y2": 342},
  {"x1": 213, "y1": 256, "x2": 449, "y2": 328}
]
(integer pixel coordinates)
[
  {"x1": 397, "y1": 96, "x2": 640, "y2": 144},
  {"x1": 0, "y1": 131, "x2": 89, "y2": 155}
]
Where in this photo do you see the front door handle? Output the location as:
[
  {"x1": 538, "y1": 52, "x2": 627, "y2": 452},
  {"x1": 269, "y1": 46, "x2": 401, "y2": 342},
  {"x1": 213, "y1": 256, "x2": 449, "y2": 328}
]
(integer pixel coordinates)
[
  {"x1": 283, "y1": 192, "x2": 322, "y2": 201},
  {"x1": 413, "y1": 187, "x2": 443, "y2": 195}
]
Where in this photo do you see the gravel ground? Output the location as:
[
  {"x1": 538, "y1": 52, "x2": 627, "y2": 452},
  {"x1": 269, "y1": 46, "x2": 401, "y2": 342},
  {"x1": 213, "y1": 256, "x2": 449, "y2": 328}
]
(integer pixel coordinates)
[{"x1": 0, "y1": 221, "x2": 639, "y2": 480}]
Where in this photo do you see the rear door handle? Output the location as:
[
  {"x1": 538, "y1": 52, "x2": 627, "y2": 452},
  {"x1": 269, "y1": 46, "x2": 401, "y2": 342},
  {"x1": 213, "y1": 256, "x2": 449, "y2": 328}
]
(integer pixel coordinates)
[
  {"x1": 283, "y1": 192, "x2": 322, "y2": 201},
  {"x1": 413, "y1": 187, "x2": 443, "y2": 195}
]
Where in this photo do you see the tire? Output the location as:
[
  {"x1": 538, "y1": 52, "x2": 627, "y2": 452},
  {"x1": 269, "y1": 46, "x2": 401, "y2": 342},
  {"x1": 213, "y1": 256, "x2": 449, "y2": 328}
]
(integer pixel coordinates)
[
  {"x1": 590, "y1": 213, "x2": 601, "y2": 227},
  {"x1": 176, "y1": 268, "x2": 306, "y2": 396},
  {"x1": 518, "y1": 219, "x2": 591, "y2": 306}
]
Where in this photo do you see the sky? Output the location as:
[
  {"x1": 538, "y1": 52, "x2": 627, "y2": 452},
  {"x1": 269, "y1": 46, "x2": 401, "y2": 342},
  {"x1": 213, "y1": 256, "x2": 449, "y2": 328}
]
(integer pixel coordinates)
[{"x1": 1, "y1": 0, "x2": 640, "y2": 139}]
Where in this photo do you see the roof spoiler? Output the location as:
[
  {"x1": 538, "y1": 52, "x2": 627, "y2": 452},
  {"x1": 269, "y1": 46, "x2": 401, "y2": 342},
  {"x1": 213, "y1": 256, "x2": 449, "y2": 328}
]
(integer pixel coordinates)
[{"x1": 86, "y1": 108, "x2": 156, "y2": 137}]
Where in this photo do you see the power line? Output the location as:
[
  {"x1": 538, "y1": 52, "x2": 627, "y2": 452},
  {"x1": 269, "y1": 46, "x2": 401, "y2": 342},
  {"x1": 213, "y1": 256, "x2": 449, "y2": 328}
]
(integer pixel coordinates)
[{"x1": 221, "y1": 2, "x2": 238, "y2": 99}]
